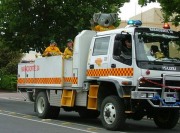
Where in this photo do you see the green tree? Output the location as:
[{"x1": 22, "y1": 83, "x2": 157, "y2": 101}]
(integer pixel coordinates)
[
  {"x1": 0, "y1": 41, "x2": 23, "y2": 91},
  {"x1": 0, "y1": 42, "x2": 23, "y2": 75},
  {"x1": 0, "y1": 0, "x2": 128, "y2": 51},
  {"x1": 138, "y1": 0, "x2": 180, "y2": 26}
]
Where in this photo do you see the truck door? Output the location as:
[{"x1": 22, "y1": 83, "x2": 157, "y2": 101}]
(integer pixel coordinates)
[
  {"x1": 87, "y1": 35, "x2": 111, "y2": 77},
  {"x1": 17, "y1": 63, "x2": 35, "y2": 87},
  {"x1": 109, "y1": 34, "x2": 133, "y2": 76},
  {"x1": 17, "y1": 63, "x2": 26, "y2": 85}
]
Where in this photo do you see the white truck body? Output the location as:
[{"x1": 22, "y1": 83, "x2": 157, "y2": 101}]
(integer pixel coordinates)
[{"x1": 17, "y1": 26, "x2": 180, "y2": 130}]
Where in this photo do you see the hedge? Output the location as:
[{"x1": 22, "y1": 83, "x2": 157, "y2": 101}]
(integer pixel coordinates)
[{"x1": 0, "y1": 75, "x2": 17, "y2": 91}]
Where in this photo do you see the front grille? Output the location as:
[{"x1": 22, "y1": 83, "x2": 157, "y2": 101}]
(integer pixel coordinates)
[{"x1": 139, "y1": 79, "x2": 161, "y2": 88}]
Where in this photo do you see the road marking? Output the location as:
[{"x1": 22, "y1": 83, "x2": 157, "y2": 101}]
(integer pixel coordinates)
[
  {"x1": 42, "y1": 119, "x2": 52, "y2": 122},
  {"x1": 3, "y1": 110, "x2": 29, "y2": 115},
  {"x1": 61, "y1": 122, "x2": 72, "y2": 125},
  {"x1": 87, "y1": 127, "x2": 98, "y2": 131},
  {"x1": 8, "y1": 112, "x2": 17, "y2": 115},
  {"x1": 0, "y1": 110, "x2": 130, "y2": 132},
  {"x1": 1, "y1": 110, "x2": 100, "y2": 129},
  {"x1": 0, "y1": 112, "x2": 97, "y2": 133},
  {"x1": 23, "y1": 115, "x2": 33, "y2": 119}
]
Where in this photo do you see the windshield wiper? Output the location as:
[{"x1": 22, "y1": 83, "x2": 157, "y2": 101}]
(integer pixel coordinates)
[
  {"x1": 161, "y1": 58, "x2": 180, "y2": 62},
  {"x1": 137, "y1": 59, "x2": 163, "y2": 65}
]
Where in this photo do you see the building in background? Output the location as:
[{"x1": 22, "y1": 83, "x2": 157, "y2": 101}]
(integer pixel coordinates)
[{"x1": 119, "y1": 8, "x2": 180, "y2": 31}]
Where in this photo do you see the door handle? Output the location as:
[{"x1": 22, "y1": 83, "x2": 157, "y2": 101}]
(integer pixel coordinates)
[
  {"x1": 111, "y1": 64, "x2": 116, "y2": 68},
  {"x1": 90, "y1": 64, "x2": 94, "y2": 69}
]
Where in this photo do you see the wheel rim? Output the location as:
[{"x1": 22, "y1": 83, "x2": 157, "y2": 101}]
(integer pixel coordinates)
[
  {"x1": 37, "y1": 97, "x2": 45, "y2": 114},
  {"x1": 103, "y1": 103, "x2": 116, "y2": 124}
]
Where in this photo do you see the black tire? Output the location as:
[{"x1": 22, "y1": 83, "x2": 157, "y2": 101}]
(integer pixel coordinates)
[
  {"x1": 35, "y1": 92, "x2": 60, "y2": 119},
  {"x1": 78, "y1": 109, "x2": 100, "y2": 119},
  {"x1": 27, "y1": 92, "x2": 35, "y2": 102},
  {"x1": 100, "y1": 95, "x2": 126, "y2": 131},
  {"x1": 154, "y1": 109, "x2": 179, "y2": 129}
]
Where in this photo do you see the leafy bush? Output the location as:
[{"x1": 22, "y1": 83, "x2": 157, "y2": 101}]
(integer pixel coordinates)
[
  {"x1": 0, "y1": 45, "x2": 23, "y2": 75},
  {"x1": 0, "y1": 75, "x2": 17, "y2": 91},
  {"x1": 0, "y1": 43, "x2": 22, "y2": 91}
]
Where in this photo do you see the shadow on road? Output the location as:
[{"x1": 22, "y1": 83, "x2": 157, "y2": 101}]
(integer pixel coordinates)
[{"x1": 56, "y1": 111, "x2": 179, "y2": 132}]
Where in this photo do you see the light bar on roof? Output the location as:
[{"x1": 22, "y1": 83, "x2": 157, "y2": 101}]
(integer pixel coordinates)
[{"x1": 127, "y1": 20, "x2": 142, "y2": 26}]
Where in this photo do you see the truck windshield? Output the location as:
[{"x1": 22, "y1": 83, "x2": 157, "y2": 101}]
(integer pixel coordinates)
[{"x1": 135, "y1": 28, "x2": 180, "y2": 66}]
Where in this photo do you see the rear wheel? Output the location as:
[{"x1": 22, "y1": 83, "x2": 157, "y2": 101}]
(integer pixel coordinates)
[
  {"x1": 36, "y1": 92, "x2": 60, "y2": 119},
  {"x1": 153, "y1": 109, "x2": 179, "y2": 129},
  {"x1": 100, "y1": 96, "x2": 126, "y2": 131}
]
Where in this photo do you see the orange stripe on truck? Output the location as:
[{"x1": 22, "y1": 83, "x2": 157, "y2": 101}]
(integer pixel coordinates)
[
  {"x1": 17, "y1": 77, "x2": 61, "y2": 84},
  {"x1": 18, "y1": 77, "x2": 78, "y2": 84},
  {"x1": 86, "y1": 68, "x2": 133, "y2": 77},
  {"x1": 64, "y1": 77, "x2": 78, "y2": 84}
]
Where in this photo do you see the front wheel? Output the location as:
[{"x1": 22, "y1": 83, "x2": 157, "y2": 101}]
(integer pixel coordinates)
[
  {"x1": 153, "y1": 109, "x2": 179, "y2": 129},
  {"x1": 100, "y1": 96, "x2": 126, "y2": 131}
]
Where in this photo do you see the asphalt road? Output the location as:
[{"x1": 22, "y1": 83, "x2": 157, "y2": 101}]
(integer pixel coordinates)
[{"x1": 0, "y1": 97, "x2": 180, "y2": 133}]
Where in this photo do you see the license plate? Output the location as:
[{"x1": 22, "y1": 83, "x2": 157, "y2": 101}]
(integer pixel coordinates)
[{"x1": 165, "y1": 97, "x2": 176, "y2": 102}]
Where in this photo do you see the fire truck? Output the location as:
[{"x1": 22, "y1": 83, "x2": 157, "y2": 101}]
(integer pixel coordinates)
[{"x1": 17, "y1": 20, "x2": 180, "y2": 131}]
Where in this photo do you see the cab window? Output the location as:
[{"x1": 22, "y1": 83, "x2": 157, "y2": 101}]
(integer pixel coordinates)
[
  {"x1": 113, "y1": 34, "x2": 132, "y2": 65},
  {"x1": 92, "y1": 37, "x2": 110, "y2": 56}
]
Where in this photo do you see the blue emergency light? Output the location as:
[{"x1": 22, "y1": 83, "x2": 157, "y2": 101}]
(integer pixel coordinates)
[{"x1": 127, "y1": 20, "x2": 142, "y2": 26}]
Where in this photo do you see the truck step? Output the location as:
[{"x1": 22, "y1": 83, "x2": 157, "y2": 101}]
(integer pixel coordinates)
[
  {"x1": 61, "y1": 90, "x2": 75, "y2": 107},
  {"x1": 123, "y1": 95, "x2": 131, "y2": 98},
  {"x1": 87, "y1": 85, "x2": 99, "y2": 110},
  {"x1": 125, "y1": 111, "x2": 134, "y2": 113}
]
